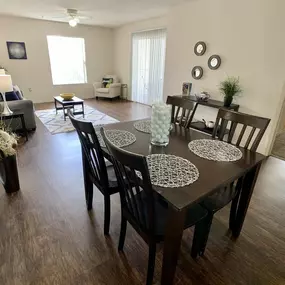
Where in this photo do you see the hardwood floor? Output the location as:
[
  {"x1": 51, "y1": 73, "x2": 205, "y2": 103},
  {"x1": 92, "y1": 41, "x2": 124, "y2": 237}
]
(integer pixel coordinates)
[{"x1": 1, "y1": 98, "x2": 285, "y2": 284}]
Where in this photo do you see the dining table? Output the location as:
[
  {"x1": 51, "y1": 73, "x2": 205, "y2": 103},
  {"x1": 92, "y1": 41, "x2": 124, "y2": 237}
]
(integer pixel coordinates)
[{"x1": 102, "y1": 119, "x2": 266, "y2": 285}]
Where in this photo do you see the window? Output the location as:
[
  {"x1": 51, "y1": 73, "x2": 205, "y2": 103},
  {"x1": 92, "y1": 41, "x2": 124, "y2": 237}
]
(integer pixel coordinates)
[
  {"x1": 131, "y1": 29, "x2": 166, "y2": 105},
  {"x1": 47, "y1": 36, "x2": 87, "y2": 85}
]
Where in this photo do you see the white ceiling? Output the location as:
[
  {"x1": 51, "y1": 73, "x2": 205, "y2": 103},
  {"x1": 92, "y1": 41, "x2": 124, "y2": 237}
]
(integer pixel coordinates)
[{"x1": 0, "y1": 0, "x2": 190, "y2": 27}]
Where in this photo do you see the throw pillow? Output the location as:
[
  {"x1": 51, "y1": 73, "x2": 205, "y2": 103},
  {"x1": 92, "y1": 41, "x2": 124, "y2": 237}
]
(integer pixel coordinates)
[
  {"x1": 4, "y1": 91, "x2": 20, "y2": 101},
  {"x1": 102, "y1": 77, "x2": 113, "y2": 88},
  {"x1": 13, "y1": 85, "x2": 24, "y2": 99}
]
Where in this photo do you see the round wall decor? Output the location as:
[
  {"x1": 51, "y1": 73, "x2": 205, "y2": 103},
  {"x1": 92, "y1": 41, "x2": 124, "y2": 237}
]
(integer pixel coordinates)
[
  {"x1": 194, "y1": 41, "x2": 206, "y2": 56},
  {"x1": 192, "y1": 66, "x2": 203, "y2": 80},
  {"x1": 208, "y1": 55, "x2": 221, "y2": 70}
]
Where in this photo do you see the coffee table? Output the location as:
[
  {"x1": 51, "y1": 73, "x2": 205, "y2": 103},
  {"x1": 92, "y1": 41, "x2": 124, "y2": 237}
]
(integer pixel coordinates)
[{"x1": 54, "y1": 96, "x2": 84, "y2": 121}]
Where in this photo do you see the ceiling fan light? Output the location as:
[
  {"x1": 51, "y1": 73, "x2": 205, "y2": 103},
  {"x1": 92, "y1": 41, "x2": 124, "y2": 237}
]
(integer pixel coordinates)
[{"x1": 69, "y1": 19, "x2": 78, "y2": 27}]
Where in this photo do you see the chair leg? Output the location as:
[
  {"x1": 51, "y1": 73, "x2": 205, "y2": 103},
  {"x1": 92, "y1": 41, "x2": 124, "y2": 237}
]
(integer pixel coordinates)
[
  {"x1": 104, "y1": 195, "x2": 111, "y2": 235},
  {"x1": 82, "y1": 152, "x2": 93, "y2": 211},
  {"x1": 118, "y1": 216, "x2": 127, "y2": 251},
  {"x1": 191, "y1": 213, "x2": 213, "y2": 258},
  {"x1": 86, "y1": 186, "x2": 93, "y2": 211},
  {"x1": 146, "y1": 242, "x2": 156, "y2": 285}
]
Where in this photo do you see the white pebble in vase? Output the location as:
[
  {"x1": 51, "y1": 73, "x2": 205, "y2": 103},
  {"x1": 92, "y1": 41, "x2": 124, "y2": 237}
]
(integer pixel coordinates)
[{"x1": 151, "y1": 103, "x2": 171, "y2": 146}]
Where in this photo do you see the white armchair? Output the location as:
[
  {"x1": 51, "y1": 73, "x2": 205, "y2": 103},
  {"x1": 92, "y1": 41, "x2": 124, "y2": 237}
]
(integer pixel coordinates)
[{"x1": 93, "y1": 75, "x2": 122, "y2": 99}]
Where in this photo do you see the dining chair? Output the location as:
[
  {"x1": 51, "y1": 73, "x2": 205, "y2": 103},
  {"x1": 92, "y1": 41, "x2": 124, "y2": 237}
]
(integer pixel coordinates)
[
  {"x1": 166, "y1": 96, "x2": 195, "y2": 128},
  {"x1": 100, "y1": 127, "x2": 208, "y2": 285},
  {"x1": 69, "y1": 112, "x2": 120, "y2": 235},
  {"x1": 197, "y1": 108, "x2": 271, "y2": 256}
]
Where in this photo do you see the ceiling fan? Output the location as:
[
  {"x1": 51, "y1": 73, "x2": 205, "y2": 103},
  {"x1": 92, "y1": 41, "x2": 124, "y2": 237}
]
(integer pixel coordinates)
[{"x1": 49, "y1": 8, "x2": 92, "y2": 27}]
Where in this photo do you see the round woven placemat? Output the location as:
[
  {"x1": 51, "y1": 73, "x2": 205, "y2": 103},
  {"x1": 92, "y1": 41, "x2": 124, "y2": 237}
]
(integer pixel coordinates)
[
  {"x1": 95, "y1": 129, "x2": 136, "y2": 148},
  {"x1": 139, "y1": 154, "x2": 199, "y2": 188},
  {"x1": 133, "y1": 120, "x2": 151, "y2": 134},
  {"x1": 188, "y1": 139, "x2": 242, "y2": 162}
]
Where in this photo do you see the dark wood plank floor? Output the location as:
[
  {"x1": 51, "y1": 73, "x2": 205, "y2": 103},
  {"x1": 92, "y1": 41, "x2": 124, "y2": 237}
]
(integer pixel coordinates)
[{"x1": 1, "y1": 98, "x2": 285, "y2": 284}]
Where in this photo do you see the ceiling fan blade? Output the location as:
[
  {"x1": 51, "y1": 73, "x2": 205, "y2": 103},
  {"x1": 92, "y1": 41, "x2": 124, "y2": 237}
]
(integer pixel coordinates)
[
  {"x1": 46, "y1": 15, "x2": 69, "y2": 20},
  {"x1": 77, "y1": 15, "x2": 92, "y2": 20}
]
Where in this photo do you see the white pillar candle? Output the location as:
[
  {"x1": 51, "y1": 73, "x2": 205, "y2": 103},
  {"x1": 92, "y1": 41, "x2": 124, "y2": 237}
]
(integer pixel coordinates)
[{"x1": 151, "y1": 103, "x2": 171, "y2": 146}]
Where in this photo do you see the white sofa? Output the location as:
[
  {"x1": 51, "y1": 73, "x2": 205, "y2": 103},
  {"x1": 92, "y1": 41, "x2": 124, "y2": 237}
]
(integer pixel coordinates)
[{"x1": 93, "y1": 75, "x2": 121, "y2": 99}]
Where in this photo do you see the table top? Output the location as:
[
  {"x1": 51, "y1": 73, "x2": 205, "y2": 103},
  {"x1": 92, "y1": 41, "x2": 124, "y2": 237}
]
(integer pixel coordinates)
[
  {"x1": 103, "y1": 120, "x2": 266, "y2": 211},
  {"x1": 171, "y1": 95, "x2": 239, "y2": 110},
  {"x1": 54, "y1": 96, "x2": 84, "y2": 104},
  {"x1": 0, "y1": 111, "x2": 24, "y2": 118}
]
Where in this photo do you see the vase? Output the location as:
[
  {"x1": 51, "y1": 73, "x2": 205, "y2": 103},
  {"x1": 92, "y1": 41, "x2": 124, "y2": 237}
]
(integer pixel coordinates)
[
  {"x1": 151, "y1": 103, "x2": 171, "y2": 146},
  {"x1": 0, "y1": 154, "x2": 20, "y2": 193},
  {"x1": 224, "y1": 96, "x2": 233, "y2": 107}
]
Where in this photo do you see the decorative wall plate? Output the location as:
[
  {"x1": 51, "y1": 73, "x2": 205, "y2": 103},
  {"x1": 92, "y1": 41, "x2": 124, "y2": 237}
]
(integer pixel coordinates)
[
  {"x1": 194, "y1": 41, "x2": 206, "y2": 56},
  {"x1": 208, "y1": 55, "x2": 221, "y2": 70},
  {"x1": 192, "y1": 66, "x2": 203, "y2": 80}
]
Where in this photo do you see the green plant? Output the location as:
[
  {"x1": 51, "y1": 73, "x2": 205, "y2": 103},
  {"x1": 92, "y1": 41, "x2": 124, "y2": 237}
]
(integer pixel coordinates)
[
  {"x1": 219, "y1": 76, "x2": 242, "y2": 100},
  {"x1": 0, "y1": 121, "x2": 17, "y2": 158}
]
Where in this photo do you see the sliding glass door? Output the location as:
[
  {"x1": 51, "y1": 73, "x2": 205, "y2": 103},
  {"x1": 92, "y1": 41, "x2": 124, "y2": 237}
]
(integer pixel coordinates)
[{"x1": 131, "y1": 29, "x2": 166, "y2": 105}]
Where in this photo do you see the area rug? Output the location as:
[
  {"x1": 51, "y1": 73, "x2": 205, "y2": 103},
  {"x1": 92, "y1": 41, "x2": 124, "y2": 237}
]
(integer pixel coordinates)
[{"x1": 35, "y1": 105, "x2": 119, "y2": 134}]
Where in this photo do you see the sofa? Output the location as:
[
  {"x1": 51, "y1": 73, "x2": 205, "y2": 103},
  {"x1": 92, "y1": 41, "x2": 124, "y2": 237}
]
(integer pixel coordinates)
[
  {"x1": 93, "y1": 75, "x2": 122, "y2": 99},
  {"x1": 0, "y1": 93, "x2": 36, "y2": 131}
]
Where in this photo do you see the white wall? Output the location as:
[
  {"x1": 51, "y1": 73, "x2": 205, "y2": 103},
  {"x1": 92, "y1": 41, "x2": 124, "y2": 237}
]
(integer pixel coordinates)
[
  {"x1": 114, "y1": 0, "x2": 285, "y2": 154},
  {"x1": 0, "y1": 16, "x2": 114, "y2": 103}
]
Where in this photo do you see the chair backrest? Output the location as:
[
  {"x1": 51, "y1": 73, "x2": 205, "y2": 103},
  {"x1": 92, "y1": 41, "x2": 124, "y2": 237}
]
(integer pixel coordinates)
[
  {"x1": 212, "y1": 108, "x2": 270, "y2": 151},
  {"x1": 69, "y1": 112, "x2": 109, "y2": 190},
  {"x1": 166, "y1": 96, "x2": 195, "y2": 128},
  {"x1": 100, "y1": 127, "x2": 156, "y2": 235}
]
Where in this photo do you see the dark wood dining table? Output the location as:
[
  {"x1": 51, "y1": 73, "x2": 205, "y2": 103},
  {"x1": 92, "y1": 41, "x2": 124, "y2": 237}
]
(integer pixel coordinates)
[{"x1": 103, "y1": 119, "x2": 266, "y2": 285}]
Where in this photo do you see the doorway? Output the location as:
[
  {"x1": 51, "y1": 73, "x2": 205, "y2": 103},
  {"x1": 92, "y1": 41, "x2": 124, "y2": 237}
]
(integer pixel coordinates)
[{"x1": 131, "y1": 28, "x2": 166, "y2": 105}]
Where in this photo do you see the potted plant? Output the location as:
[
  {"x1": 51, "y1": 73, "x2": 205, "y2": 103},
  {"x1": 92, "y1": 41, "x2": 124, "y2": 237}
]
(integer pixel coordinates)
[
  {"x1": 0, "y1": 125, "x2": 19, "y2": 193},
  {"x1": 219, "y1": 76, "x2": 242, "y2": 107}
]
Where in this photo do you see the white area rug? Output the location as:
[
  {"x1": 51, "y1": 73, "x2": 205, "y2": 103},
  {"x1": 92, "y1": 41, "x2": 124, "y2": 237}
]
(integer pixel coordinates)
[{"x1": 35, "y1": 105, "x2": 119, "y2": 134}]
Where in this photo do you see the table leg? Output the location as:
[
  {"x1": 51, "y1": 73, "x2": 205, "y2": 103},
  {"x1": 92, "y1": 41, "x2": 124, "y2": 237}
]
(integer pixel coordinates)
[
  {"x1": 82, "y1": 149, "x2": 93, "y2": 210},
  {"x1": 20, "y1": 114, "x2": 28, "y2": 141},
  {"x1": 54, "y1": 99, "x2": 58, "y2": 114},
  {"x1": 82, "y1": 103, "x2": 85, "y2": 118},
  {"x1": 63, "y1": 105, "x2": 66, "y2": 121},
  {"x1": 231, "y1": 162, "x2": 262, "y2": 237},
  {"x1": 186, "y1": 102, "x2": 199, "y2": 128},
  {"x1": 161, "y1": 207, "x2": 186, "y2": 285}
]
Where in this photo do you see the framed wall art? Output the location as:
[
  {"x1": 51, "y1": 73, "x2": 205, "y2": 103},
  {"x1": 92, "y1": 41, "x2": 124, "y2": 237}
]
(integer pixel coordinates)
[{"x1": 6, "y1": 42, "x2": 27, "y2": 60}]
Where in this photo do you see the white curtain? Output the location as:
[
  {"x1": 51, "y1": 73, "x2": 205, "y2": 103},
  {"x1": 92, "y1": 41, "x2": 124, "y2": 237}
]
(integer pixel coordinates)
[{"x1": 131, "y1": 29, "x2": 166, "y2": 105}]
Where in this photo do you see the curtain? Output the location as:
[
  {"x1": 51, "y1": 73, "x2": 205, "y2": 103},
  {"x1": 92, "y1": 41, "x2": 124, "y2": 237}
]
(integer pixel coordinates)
[{"x1": 131, "y1": 29, "x2": 166, "y2": 105}]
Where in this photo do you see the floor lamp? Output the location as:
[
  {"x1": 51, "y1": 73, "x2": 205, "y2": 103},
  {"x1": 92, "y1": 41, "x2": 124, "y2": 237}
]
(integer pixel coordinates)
[{"x1": 0, "y1": 75, "x2": 13, "y2": 115}]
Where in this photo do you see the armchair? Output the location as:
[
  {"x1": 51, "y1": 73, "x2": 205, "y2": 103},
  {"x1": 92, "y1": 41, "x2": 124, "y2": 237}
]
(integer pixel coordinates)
[{"x1": 93, "y1": 75, "x2": 122, "y2": 99}]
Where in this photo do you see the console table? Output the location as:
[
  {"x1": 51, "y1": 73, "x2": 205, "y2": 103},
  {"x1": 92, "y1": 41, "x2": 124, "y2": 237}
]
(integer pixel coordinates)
[{"x1": 172, "y1": 95, "x2": 240, "y2": 135}]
